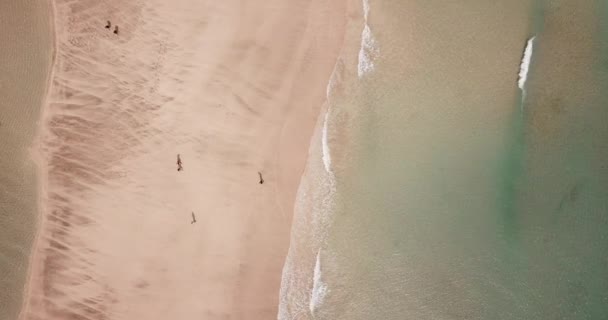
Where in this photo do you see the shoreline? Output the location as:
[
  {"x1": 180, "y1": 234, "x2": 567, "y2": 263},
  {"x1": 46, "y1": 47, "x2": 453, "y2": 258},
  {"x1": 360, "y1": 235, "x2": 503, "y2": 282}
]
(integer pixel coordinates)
[
  {"x1": 18, "y1": 0, "x2": 58, "y2": 317},
  {"x1": 277, "y1": 0, "x2": 364, "y2": 317},
  {"x1": 19, "y1": 0, "x2": 347, "y2": 319},
  {"x1": 0, "y1": 1, "x2": 55, "y2": 319}
]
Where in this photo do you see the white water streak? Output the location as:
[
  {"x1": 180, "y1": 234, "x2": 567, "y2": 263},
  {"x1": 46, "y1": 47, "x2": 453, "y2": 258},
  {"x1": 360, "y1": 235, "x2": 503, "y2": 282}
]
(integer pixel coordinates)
[
  {"x1": 309, "y1": 250, "x2": 328, "y2": 315},
  {"x1": 518, "y1": 36, "x2": 535, "y2": 91},
  {"x1": 321, "y1": 112, "x2": 332, "y2": 173},
  {"x1": 357, "y1": 0, "x2": 378, "y2": 78}
]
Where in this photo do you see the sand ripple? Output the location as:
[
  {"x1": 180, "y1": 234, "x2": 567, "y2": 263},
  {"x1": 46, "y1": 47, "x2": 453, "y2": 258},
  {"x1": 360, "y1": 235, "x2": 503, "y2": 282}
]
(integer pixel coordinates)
[{"x1": 20, "y1": 0, "x2": 346, "y2": 319}]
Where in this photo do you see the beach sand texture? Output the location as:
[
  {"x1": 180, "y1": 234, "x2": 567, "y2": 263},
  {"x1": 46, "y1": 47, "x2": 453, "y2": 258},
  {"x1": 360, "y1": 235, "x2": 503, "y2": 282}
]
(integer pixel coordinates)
[
  {"x1": 0, "y1": 1, "x2": 52, "y2": 319},
  {"x1": 20, "y1": 0, "x2": 346, "y2": 319}
]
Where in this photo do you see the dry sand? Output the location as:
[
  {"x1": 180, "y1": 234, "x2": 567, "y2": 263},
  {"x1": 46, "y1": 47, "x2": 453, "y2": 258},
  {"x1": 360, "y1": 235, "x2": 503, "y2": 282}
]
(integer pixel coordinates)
[{"x1": 20, "y1": 0, "x2": 346, "y2": 319}]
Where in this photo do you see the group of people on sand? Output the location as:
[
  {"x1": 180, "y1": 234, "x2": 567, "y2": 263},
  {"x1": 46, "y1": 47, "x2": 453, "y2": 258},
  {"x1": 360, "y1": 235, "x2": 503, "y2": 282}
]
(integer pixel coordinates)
[
  {"x1": 105, "y1": 20, "x2": 119, "y2": 35},
  {"x1": 176, "y1": 154, "x2": 265, "y2": 224}
]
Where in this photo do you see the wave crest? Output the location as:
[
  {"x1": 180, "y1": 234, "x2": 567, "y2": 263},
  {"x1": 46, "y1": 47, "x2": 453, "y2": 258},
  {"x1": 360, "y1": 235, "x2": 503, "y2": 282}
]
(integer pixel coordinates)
[{"x1": 357, "y1": 0, "x2": 379, "y2": 78}]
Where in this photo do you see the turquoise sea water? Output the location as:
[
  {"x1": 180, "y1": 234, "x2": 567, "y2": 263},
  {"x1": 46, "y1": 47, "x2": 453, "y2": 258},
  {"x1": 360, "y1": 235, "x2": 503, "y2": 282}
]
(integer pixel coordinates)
[{"x1": 280, "y1": 0, "x2": 608, "y2": 319}]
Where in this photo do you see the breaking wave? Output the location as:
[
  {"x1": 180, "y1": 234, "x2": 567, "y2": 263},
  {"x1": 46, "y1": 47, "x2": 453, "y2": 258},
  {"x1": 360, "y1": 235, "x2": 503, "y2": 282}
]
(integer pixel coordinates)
[
  {"x1": 357, "y1": 0, "x2": 379, "y2": 78},
  {"x1": 518, "y1": 36, "x2": 535, "y2": 93}
]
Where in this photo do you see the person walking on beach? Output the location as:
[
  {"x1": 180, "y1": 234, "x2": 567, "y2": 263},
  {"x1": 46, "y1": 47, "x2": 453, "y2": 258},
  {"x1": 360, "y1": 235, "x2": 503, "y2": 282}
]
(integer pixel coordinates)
[
  {"x1": 105, "y1": 20, "x2": 111, "y2": 29},
  {"x1": 113, "y1": 25, "x2": 119, "y2": 35},
  {"x1": 258, "y1": 171, "x2": 264, "y2": 184},
  {"x1": 177, "y1": 154, "x2": 183, "y2": 171},
  {"x1": 191, "y1": 212, "x2": 197, "y2": 224}
]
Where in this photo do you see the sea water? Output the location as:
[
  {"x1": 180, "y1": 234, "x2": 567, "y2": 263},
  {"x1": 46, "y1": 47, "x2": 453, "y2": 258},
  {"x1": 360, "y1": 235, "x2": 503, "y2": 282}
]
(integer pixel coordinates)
[{"x1": 279, "y1": 0, "x2": 608, "y2": 319}]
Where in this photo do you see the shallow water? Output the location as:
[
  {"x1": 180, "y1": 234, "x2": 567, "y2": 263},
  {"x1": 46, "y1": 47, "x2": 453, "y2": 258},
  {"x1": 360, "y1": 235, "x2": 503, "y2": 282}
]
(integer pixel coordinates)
[
  {"x1": 280, "y1": 0, "x2": 608, "y2": 319},
  {"x1": 0, "y1": 1, "x2": 52, "y2": 319}
]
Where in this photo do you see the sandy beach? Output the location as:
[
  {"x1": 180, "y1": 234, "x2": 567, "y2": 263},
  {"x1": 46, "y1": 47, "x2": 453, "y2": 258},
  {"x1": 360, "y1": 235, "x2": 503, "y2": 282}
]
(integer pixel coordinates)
[
  {"x1": 20, "y1": 0, "x2": 346, "y2": 319},
  {"x1": 0, "y1": 1, "x2": 52, "y2": 319}
]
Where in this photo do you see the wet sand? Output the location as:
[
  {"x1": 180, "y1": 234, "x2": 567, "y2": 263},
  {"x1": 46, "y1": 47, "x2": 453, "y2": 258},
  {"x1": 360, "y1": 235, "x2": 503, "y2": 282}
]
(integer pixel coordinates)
[
  {"x1": 0, "y1": 1, "x2": 53, "y2": 320},
  {"x1": 20, "y1": 0, "x2": 346, "y2": 319}
]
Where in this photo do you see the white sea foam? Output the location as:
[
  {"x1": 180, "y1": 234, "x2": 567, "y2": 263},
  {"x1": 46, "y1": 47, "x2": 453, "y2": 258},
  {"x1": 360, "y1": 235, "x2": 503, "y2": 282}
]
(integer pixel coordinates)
[
  {"x1": 278, "y1": 126, "x2": 337, "y2": 319},
  {"x1": 278, "y1": 171, "x2": 336, "y2": 319},
  {"x1": 309, "y1": 250, "x2": 329, "y2": 315},
  {"x1": 357, "y1": 0, "x2": 378, "y2": 78},
  {"x1": 321, "y1": 112, "x2": 332, "y2": 174},
  {"x1": 278, "y1": 25, "x2": 344, "y2": 320},
  {"x1": 518, "y1": 36, "x2": 535, "y2": 91},
  {"x1": 362, "y1": 0, "x2": 370, "y2": 20}
]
